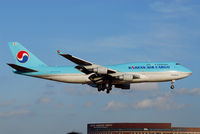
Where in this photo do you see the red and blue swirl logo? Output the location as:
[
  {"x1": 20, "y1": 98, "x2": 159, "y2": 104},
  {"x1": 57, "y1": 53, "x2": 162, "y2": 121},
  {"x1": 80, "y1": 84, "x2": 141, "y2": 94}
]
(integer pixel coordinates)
[{"x1": 17, "y1": 51, "x2": 29, "y2": 63}]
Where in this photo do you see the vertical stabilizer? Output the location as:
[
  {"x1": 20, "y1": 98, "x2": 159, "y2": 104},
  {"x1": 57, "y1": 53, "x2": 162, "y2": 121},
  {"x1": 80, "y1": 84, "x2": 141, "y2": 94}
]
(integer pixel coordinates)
[{"x1": 8, "y1": 42, "x2": 47, "y2": 68}]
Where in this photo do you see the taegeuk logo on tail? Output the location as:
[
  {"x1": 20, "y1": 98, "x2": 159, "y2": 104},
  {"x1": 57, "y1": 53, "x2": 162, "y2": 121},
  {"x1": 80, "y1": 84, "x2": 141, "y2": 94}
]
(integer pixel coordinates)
[{"x1": 16, "y1": 50, "x2": 29, "y2": 63}]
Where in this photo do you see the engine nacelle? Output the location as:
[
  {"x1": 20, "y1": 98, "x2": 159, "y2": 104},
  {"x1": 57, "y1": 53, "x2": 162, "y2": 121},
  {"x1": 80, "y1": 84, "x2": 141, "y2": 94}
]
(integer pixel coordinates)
[
  {"x1": 93, "y1": 67, "x2": 108, "y2": 74},
  {"x1": 119, "y1": 74, "x2": 133, "y2": 81},
  {"x1": 115, "y1": 84, "x2": 130, "y2": 89}
]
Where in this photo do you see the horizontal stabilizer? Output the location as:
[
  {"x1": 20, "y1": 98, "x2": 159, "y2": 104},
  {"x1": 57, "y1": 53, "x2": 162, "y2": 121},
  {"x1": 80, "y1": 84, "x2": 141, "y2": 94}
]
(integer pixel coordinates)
[{"x1": 7, "y1": 63, "x2": 38, "y2": 72}]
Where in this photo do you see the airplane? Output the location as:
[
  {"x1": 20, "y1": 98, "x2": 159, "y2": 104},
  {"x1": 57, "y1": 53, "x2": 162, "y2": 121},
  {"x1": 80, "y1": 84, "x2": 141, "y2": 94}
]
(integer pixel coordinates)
[{"x1": 7, "y1": 42, "x2": 192, "y2": 94}]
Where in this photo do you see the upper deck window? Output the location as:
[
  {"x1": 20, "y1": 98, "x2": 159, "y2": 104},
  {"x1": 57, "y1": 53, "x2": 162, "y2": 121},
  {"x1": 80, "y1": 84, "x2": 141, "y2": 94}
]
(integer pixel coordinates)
[{"x1": 176, "y1": 63, "x2": 181, "y2": 65}]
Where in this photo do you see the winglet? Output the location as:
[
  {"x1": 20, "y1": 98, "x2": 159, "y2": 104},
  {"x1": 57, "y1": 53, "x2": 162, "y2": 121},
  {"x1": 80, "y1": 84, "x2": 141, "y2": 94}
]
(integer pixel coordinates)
[{"x1": 56, "y1": 50, "x2": 64, "y2": 54}]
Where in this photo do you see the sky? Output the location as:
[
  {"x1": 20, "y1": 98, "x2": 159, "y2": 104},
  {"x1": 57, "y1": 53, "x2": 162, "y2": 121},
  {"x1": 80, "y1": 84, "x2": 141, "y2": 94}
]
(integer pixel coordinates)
[{"x1": 0, "y1": 0, "x2": 200, "y2": 134}]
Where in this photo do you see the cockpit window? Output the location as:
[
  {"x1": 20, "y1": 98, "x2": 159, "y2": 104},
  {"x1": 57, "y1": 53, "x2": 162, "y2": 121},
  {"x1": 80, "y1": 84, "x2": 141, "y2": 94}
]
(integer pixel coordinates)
[{"x1": 176, "y1": 63, "x2": 181, "y2": 65}]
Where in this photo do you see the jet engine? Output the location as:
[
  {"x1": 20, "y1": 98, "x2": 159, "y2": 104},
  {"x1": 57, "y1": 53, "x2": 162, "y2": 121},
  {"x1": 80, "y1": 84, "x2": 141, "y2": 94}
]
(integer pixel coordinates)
[
  {"x1": 93, "y1": 67, "x2": 108, "y2": 74},
  {"x1": 118, "y1": 74, "x2": 133, "y2": 81}
]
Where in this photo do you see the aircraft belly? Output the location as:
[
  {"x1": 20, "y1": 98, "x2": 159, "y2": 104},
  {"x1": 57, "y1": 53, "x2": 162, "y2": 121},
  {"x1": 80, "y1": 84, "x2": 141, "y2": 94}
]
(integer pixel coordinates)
[
  {"x1": 37, "y1": 74, "x2": 90, "y2": 84},
  {"x1": 35, "y1": 71, "x2": 188, "y2": 84}
]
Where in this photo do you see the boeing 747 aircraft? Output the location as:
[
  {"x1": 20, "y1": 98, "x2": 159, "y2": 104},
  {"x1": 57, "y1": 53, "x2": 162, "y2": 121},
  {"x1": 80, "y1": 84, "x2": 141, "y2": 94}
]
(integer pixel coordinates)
[{"x1": 8, "y1": 42, "x2": 192, "y2": 94}]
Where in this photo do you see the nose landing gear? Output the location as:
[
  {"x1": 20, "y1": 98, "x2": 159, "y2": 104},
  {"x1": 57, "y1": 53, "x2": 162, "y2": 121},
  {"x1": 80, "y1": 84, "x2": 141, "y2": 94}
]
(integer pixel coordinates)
[{"x1": 170, "y1": 80, "x2": 175, "y2": 89}]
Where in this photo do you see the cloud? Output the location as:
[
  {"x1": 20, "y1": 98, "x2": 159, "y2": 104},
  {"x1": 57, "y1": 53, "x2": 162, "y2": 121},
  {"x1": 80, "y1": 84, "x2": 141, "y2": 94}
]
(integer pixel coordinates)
[
  {"x1": 175, "y1": 88, "x2": 200, "y2": 96},
  {"x1": 0, "y1": 99, "x2": 16, "y2": 107},
  {"x1": 131, "y1": 83, "x2": 159, "y2": 91},
  {"x1": 36, "y1": 97, "x2": 52, "y2": 104},
  {"x1": 94, "y1": 35, "x2": 139, "y2": 49},
  {"x1": 54, "y1": 103, "x2": 74, "y2": 109},
  {"x1": 133, "y1": 93, "x2": 184, "y2": 110},
  {"x1": 63, "y1": 85, "x2": 98, "y2": 96},
  {"x1": 15, "y1": 104, "x2": 32, "y2": 109},
  {"x1": 102, "y1": 101, "x2": 128, "y2": 111},
  {"x1": 43, "y1": 90, "x2": 56, "y2": 95},
  {"x1": 102, "y1": 92, "x2": 185, "y2": 111},
  {"x1": 0, "y1": 110, "x2": 32, "y2": 118},
  {"x1": 149, "y1": 0, "x2": 199, "y2": 19},
  {"x1": 84, "y1": 101, "x2": 94, "y2": 108},
  {"x1": 92, "y1": 28, "x2": 185, "y2": 52},
  {"x1": 66, "y1": 104, "x2": 74, "y2": 109},
  {"x1": 46, "y1": 83, "x2": 55, "y2": 88},
  {"x1": 150, "y1": 1, "x2": 193, "y2": 14},
  {"x1": 54, "y1": 103, "x2": 65, "y2": 109},
  {"x1": 110, "y1": 83, "x2": 158, "y2": 96}
]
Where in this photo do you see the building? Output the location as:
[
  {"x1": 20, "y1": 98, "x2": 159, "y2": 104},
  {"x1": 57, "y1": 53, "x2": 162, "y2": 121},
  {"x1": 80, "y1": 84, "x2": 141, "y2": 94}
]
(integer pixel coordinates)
[{"x1": 87, "y1": 123, "x2": 200, "y2": 134}]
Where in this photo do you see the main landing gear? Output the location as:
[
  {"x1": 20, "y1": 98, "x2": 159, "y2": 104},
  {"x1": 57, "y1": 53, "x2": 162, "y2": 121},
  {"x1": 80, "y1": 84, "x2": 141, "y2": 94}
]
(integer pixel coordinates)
[
  {"x1": 97, "y1": 82, "x2": 112, "y2": 94},
  {"x1": 170, "y1": 80, "x2": 175, "y2": 89}
]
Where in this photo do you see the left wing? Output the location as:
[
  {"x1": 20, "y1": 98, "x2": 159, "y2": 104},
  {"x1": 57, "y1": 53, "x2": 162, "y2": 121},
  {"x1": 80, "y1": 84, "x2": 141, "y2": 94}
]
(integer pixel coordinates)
[
  {"x1": 57, "y1": 50, "x2": 140, "y2": 83},
  {"x1": 57, "y1": 50, "x2": 117, "y2": 75}
]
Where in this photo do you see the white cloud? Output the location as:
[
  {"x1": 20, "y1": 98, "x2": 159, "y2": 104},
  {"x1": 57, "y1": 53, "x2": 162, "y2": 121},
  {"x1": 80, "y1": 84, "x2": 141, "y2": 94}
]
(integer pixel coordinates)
[
  {"x1": 150, "y1": 1, "x2": 193, "y2": 14},
  {"x1": 0, "y1": 99, "x2": 16, "y2": 107},
  {"x1": 102, "y1": 101, "x2": 128, "y2": 111},
  {"x1": 15, "y1": 104, "x2": 32, "y2": 109},
  {"x1": 149, "y1": 0, "x2": 199, "y2": 19},
  {"x1": 131, "y1": 83, "x2": 159, "y2": 91},
  {"x1": 175, "y1": 88, "x2": 200, "y2": 96},
  {"x1": 92, "y1": 27, "x2": 184, "y2": 51},
  {"x1": 84, "y1": 101, "x2": 94, "y2": 108},
  {"x1": 0, "y1": 110, "x2": 32, "y2": 118},
  {"x1": 54, "y1": 103, "x2": 65, "y2": 109},
  {"x1": 133, "y1": 93, "x2": 184, "y2": 110},
  {"x1": 37, "y1": 97, "x2": 52, "y2": 104},
  {"x1": 102, "y1": 92, "x2": 185, "y2": 111},
  {"x1": 94, "y1": 35, "x2": 139, "y2": 48},
  {"x1": 63, "y1": 85, "x2": 98, "y2": 96},
  {"x1": 66, "y1": 104, "x2": 74, "y2": 109},
  {"x1": 134, "y1": 99, "x2": 154, "y2": 109},
  {"x1": 43, "y1": 90, "x2": 56, "y2": 95}
]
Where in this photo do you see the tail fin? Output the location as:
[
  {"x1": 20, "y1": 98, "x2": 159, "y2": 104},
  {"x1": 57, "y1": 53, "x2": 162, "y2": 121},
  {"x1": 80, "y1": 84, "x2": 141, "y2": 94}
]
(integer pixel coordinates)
[{"x1": 8, "y1": 42, "x2": 47, "y2": 68}]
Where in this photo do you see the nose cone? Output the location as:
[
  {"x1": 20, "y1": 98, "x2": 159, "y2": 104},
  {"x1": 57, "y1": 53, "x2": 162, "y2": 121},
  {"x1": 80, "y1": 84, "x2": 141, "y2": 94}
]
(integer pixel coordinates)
[
  {"x1": 184, "y1": 68, "x2": 192, "y2": 77},
  {"x1": 185, "y1": 71, "x2": 192, "y2": 77}
]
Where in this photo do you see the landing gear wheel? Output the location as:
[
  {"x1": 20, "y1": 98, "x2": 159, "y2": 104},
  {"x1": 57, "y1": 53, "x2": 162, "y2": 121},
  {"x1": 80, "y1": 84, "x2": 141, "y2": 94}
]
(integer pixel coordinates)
[
  {"x1": 170, "y1": 80, "x2": 175, "y2": 89},
  {"x1": 105, "y1": 82, "x2": 112, "y2": 94},
  {"x1": 97, "y1": 84, "x2": 105, "y2": 92},
  {"x1": 97, "y1": 85, "x2": 102, "y2": 92},
  {"x1": 106, "y1": 89, "x2": 110, "y2": 94},
  {"x1": 97, "y1": 87, "x2": 101, "y2": 92}
]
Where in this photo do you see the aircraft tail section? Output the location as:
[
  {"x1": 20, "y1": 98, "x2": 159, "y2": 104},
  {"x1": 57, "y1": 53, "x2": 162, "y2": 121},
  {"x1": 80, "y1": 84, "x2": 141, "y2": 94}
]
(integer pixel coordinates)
[{"x1": 8, "y1": 42, "x2": 47, "y2": 68}]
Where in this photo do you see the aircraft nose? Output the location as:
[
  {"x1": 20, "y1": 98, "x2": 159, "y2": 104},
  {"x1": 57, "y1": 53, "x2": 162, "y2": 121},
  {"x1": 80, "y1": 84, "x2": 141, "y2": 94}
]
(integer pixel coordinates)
[
  {"x1": 185, "y1": 68, "x2": 192, "y2": 77},
  {"x1": 186, "y1": 71, "x2": 192, "y2": 76}
]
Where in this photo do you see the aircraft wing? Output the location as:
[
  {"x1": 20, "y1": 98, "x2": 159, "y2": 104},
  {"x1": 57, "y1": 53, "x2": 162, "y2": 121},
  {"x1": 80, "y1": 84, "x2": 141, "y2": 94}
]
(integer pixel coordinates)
[
  {"x1": 58, "y1": 52, "x2": 93, "y2": 66},
  {"x1": 57, "y1": 50, "x2": 140, "y2": 84},
  {"x1": 57, "y1": 50, "x2": 117, "y2": 74}
]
